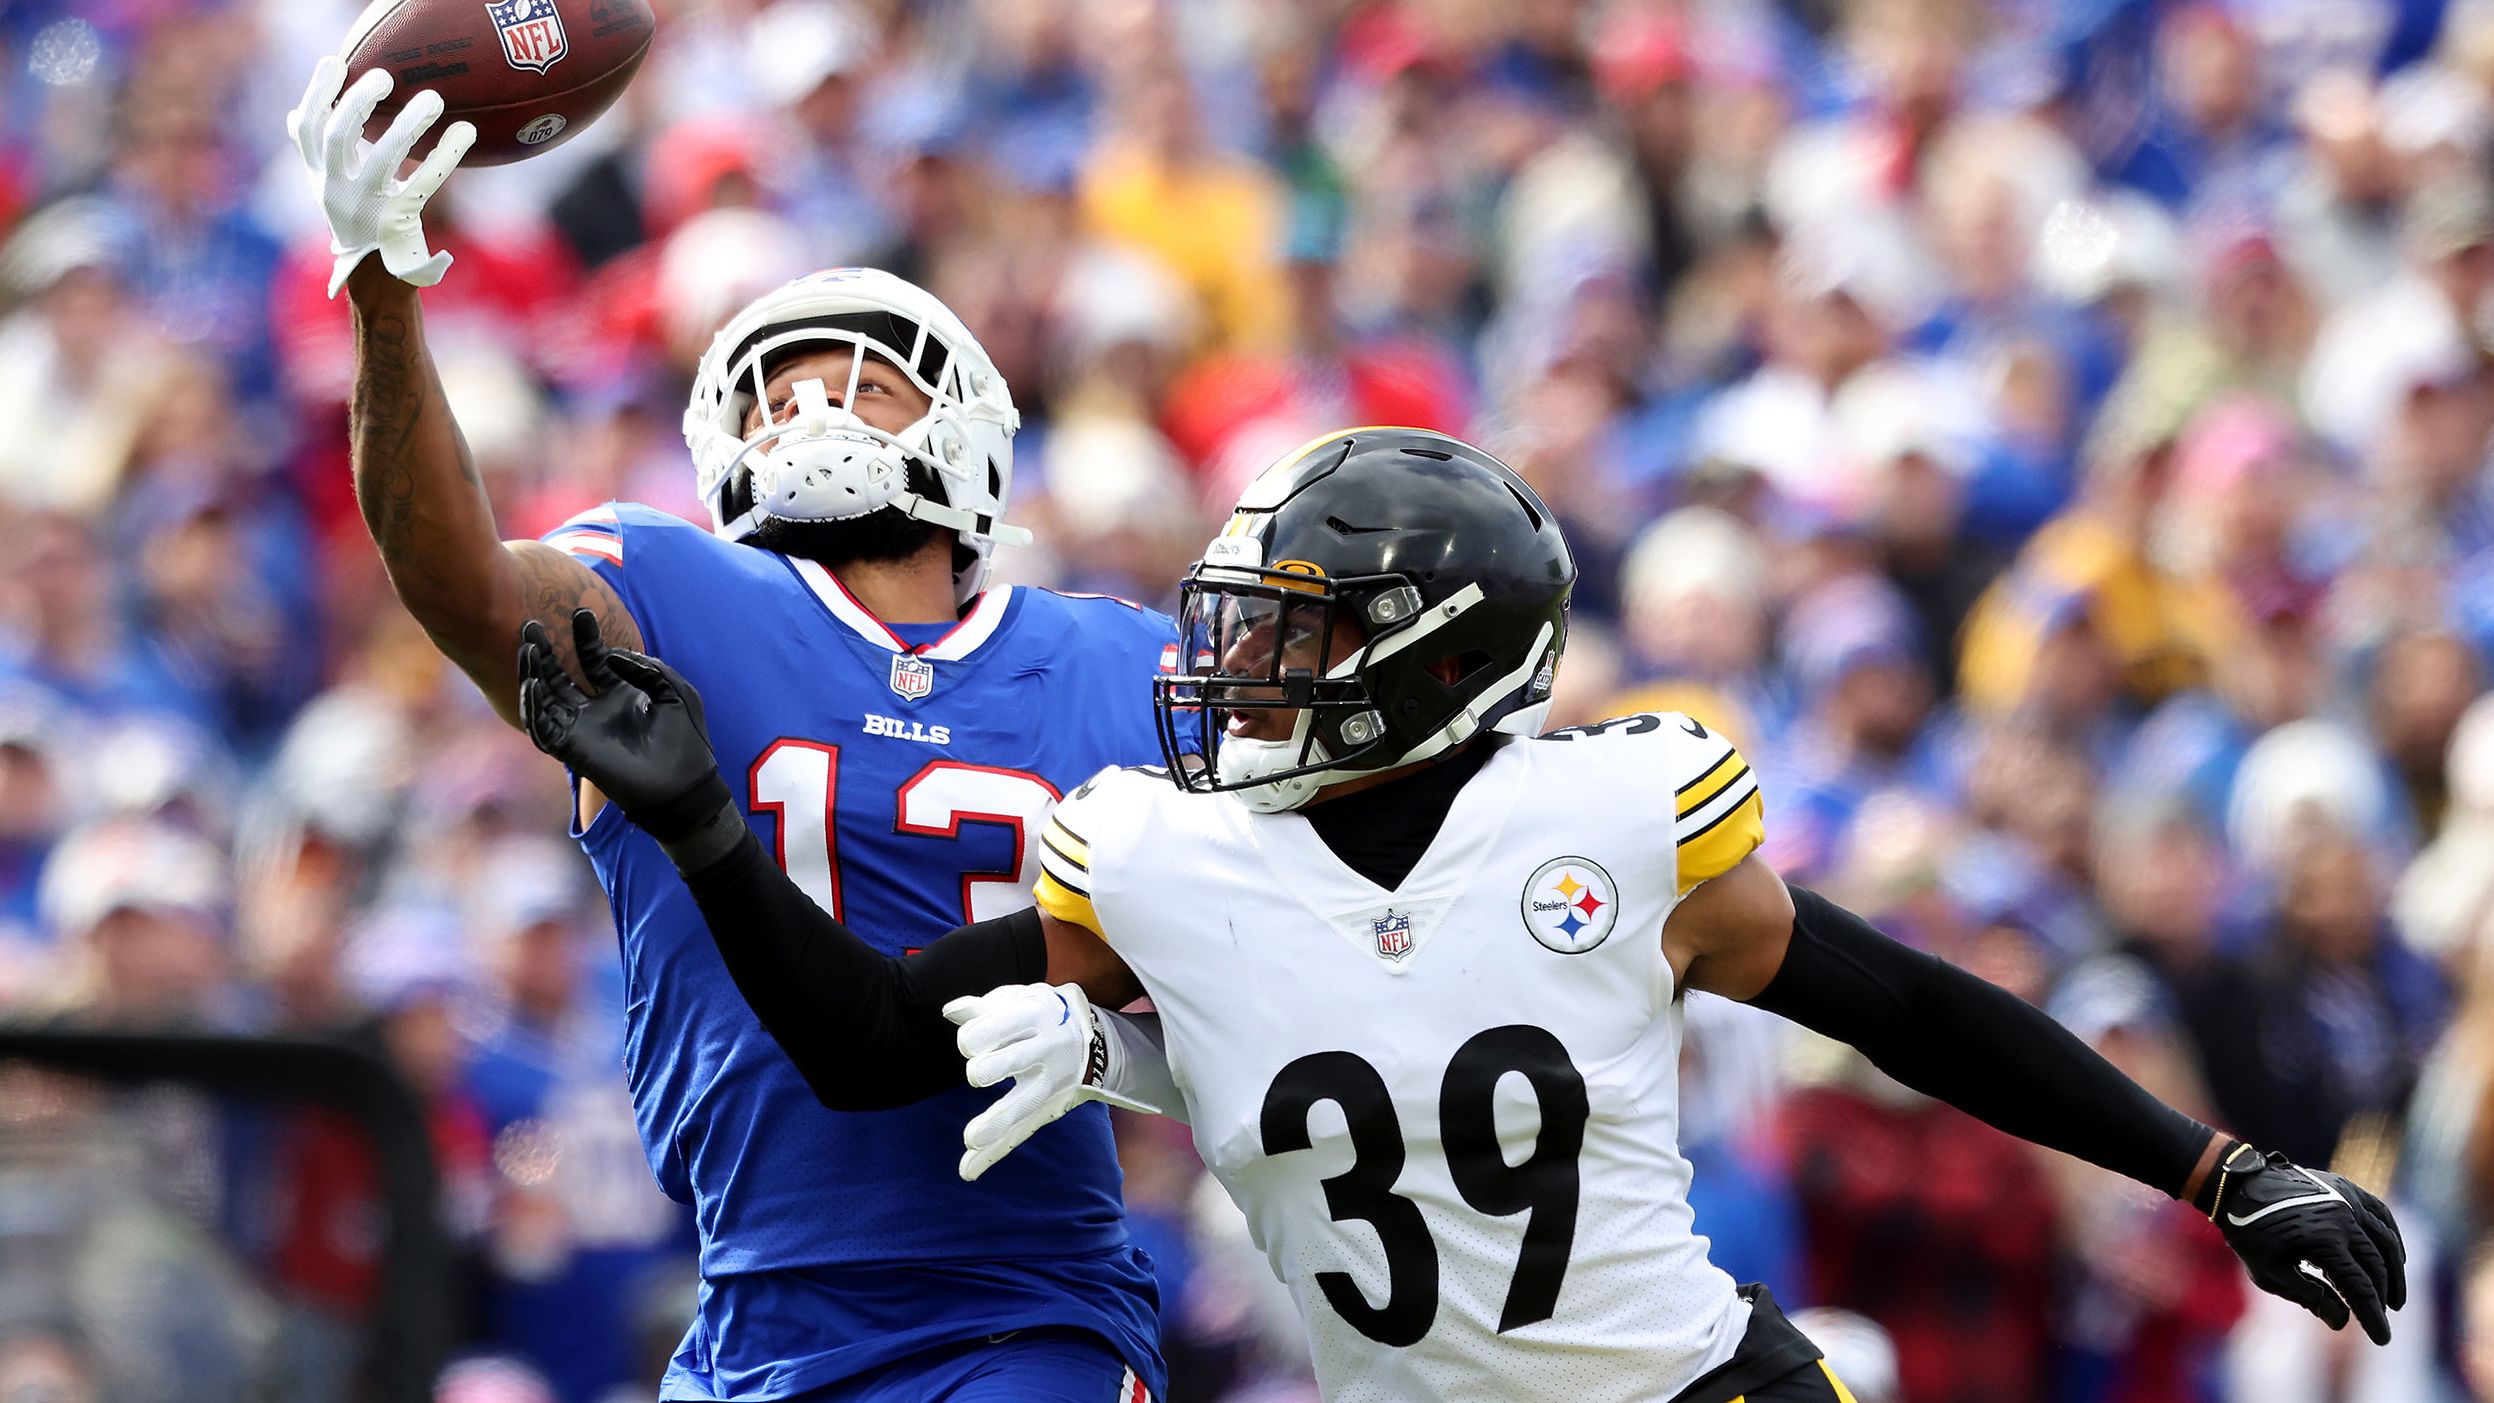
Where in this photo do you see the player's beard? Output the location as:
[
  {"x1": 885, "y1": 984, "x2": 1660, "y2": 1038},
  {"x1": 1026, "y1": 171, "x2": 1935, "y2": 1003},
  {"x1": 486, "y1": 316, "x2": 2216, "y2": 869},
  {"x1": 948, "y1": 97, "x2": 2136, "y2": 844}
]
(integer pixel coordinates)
[{"x1": 750, "y1": 505, "x2": 945, "y2": 570}]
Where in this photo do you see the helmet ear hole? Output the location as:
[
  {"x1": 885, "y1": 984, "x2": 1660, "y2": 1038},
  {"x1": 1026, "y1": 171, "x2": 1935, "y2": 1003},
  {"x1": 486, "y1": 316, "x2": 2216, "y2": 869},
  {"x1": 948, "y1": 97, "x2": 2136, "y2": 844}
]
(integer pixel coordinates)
[{"x1": 1429, "y1": 649, "x2": 1494, "y2": 686}]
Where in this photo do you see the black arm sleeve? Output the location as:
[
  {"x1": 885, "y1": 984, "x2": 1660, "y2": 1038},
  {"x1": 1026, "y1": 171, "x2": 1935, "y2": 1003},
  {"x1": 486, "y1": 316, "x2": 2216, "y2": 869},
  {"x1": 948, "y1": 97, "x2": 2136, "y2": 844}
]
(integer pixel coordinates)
[
  {"x1": 1750, "y1": 884, "x2": 2216, "y2": 1198},
  {"x1": 677, "y1": 830, "x2": 1049, "y2": 1111}
]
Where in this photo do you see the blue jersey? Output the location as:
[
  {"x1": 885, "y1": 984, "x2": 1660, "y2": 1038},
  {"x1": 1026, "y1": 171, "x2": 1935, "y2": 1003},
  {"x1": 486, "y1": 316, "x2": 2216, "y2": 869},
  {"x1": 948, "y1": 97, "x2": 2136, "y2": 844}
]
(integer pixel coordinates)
[{"x1": 542, "y1": 504, "x2": 1172, "y2": 1400}]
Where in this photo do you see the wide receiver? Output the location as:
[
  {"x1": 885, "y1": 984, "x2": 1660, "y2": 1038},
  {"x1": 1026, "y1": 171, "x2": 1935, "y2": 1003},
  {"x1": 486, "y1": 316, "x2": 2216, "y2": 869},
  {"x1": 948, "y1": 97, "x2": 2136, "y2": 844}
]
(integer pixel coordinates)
[
  {"x1": 287, "y1": 62, "x2": 1171, "y2": 1402},
  {"x1": 523, "y1": 429, "x2": 2406, "y2": 1403}
]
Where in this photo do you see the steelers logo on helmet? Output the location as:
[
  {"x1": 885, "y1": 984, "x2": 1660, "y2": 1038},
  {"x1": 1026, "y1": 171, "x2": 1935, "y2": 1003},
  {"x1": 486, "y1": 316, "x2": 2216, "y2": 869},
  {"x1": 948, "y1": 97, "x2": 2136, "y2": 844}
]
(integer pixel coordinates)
[{"x1": 1522, "y1": 855, "x2": 1619, "y2": 954}]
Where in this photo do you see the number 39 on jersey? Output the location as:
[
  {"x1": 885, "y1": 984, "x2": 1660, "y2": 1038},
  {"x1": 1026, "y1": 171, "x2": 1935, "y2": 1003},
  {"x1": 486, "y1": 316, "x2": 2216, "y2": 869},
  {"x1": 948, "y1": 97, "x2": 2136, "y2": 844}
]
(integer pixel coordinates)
[{"x1": 1036, "y1": 716, "x2": 1769, "y2": 1402}]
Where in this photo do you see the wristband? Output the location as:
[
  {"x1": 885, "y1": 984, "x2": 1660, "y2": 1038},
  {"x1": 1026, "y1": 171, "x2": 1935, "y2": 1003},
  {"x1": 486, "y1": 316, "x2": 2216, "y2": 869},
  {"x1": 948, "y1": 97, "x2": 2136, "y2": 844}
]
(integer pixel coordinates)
[
  {"x1": 1084, "y1": 1014, "x2": 1111, "y2": 1090},
  {"x1": 2194, "y1": 1138, "x2": 2257, "y2": 1219},
  {"x1": 652, "y1": 777, "x2": 745, "y2": 872}
]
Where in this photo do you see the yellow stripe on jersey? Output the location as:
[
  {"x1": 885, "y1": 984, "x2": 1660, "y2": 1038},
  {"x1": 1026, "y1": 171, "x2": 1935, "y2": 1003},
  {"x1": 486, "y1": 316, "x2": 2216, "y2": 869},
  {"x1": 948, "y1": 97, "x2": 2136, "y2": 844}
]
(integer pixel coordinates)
[
  {"x1": 1721, "y1": 1360, "x2": 1856, "y2": 1403},
  {"x1": 1041, "y1": 818, "x2": 1090, "y2": 872},
  {"x1": 1034, "y1": 868, "x2": 1105, "y2": 937},
  {"x1": 1676, "y1": 787, "x2": 1764, "y2": 895},
  {"x1": 1675, "y1": 749, "x2": 1744, "y2": 817}
]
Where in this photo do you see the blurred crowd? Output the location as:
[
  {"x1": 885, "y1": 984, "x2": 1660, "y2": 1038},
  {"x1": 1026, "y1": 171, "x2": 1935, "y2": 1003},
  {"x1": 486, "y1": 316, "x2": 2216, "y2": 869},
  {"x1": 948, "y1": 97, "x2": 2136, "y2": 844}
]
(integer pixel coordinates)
[{"x1": 1, "y1": 0, "x2": 2494, "y2": 1399}]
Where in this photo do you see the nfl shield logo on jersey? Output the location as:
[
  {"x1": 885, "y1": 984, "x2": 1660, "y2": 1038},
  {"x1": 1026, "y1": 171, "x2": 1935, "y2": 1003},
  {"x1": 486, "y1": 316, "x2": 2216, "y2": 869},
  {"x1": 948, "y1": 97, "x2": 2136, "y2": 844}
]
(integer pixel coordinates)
[
  {"x1": 485, "y1": 0, "x2": 569, "y2": 73},
  {"x1": 889, "y1": 653, "x2": 935, "y2": 700},
  {"x1": 1372, "y1": 909, "x2": 1414, "y2": 961}
]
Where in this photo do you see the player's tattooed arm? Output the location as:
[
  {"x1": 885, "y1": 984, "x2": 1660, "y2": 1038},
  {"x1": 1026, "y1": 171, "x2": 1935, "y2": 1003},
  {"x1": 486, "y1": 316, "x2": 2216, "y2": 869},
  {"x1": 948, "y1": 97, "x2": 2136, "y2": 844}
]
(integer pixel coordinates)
[
  {"x1": 508, "y1": 542, "x2": 643, "y2": 690},
  {"x1": 348, "y1": 266, "x2": 639, "y2": 723}
]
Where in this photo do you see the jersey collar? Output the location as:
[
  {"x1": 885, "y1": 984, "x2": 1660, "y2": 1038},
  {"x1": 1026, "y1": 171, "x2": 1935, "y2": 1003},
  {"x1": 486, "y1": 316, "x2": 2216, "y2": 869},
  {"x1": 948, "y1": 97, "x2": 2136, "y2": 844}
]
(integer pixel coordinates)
[
  {"x1": 788, "y1": 556, "x2": 1015, "y2": 660},
  {"x1": 1256, "y1": 735, "x2": 1530, "y2": 907}
]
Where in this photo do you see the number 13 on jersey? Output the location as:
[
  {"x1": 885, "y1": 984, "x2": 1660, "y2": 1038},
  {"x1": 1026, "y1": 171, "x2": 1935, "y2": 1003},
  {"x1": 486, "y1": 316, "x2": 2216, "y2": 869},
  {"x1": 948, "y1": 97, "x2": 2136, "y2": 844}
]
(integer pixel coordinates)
[{"x1": 748, "y1": 740, "x2": 1062, "y2": 924}]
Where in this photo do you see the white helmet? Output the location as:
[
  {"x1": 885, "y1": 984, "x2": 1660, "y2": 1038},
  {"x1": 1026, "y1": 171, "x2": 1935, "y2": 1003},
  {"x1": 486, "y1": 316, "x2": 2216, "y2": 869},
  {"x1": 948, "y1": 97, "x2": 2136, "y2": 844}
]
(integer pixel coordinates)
[{"x1": 684, "y1": 267, "x2": 1027, "y2": 602}]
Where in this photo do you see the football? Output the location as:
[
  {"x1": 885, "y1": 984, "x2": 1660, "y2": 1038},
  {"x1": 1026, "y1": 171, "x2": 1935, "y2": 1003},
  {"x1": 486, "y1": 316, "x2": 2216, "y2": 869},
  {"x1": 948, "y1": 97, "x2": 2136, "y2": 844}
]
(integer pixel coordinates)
[{"x1": 340, "y1": 0, "x2": 656, "y2": 166}]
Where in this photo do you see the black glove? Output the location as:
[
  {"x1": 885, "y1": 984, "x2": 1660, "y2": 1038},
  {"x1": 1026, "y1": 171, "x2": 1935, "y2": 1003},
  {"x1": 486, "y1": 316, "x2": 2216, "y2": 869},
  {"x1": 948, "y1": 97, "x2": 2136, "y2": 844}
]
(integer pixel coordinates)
[
  {"x1": 2204, "y1": 1140, "x2": 2406, "y2": 1344},
  {"x1": 518, "y1": 610, "x2": 735, "y2": 852}
]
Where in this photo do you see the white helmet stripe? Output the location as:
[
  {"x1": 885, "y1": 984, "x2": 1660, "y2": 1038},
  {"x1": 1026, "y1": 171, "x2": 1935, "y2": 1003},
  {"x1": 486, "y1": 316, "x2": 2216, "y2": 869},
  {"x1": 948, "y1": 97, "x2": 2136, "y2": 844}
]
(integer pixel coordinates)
[
  {"x1": 1395, "y1": 621, "x2": 1555, "y2": 766},
  {"x1": 1359, "y1": 583, "x2": 1486, "y2": 666}
]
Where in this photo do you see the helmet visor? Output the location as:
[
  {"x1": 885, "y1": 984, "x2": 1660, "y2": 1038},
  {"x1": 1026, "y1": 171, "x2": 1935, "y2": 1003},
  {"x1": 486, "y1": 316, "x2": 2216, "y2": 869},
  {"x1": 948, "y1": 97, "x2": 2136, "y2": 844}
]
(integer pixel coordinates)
[{"x1": 1154, "y1": 565, "x2": 1398, "y2": 794}]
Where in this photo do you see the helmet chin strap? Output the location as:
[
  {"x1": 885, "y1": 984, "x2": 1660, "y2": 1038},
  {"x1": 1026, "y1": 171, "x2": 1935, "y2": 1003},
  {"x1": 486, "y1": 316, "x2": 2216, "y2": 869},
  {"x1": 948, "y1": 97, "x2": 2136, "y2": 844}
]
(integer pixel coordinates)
[
  {"x1": 1220, "y1": 651, "x2": 1365, "y2": 813},
  {"x1": 890, "y1": 487, "x2": 1034, "y2": 547},
  {"x1": 1222, "y1": 732, "x2": 1327, "y2": 813}
]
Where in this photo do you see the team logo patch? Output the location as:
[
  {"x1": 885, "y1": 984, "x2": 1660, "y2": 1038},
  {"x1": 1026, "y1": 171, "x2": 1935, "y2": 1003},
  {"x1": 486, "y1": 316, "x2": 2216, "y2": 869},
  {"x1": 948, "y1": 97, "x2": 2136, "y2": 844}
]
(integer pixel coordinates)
[
  {"x1": 485, "y1": 0, "x2": 568, "y2": 73},
  {"x1": 1371, "y1": 909, "x2": 1414, "y2": 961},
  {"x1": 1521, "y1": 856, "x2": 1618, "y2": 954},
  {"x1": 889, "y1": 653, "x2": 934, "y2": 700}
]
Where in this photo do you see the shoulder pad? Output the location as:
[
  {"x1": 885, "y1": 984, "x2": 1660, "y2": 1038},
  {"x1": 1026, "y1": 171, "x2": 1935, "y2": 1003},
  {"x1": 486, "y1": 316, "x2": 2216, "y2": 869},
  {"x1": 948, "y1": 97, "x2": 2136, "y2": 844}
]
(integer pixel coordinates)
[
  {"x1": 541, "y1": 504, "x2": 628, "y2": 568},
  {"x1": 1063, "y1": 763, "x2": 1168, "y2": 808},
  {"x1": 1040, "y1": 765, "x2": 1173, "y2": 937}
]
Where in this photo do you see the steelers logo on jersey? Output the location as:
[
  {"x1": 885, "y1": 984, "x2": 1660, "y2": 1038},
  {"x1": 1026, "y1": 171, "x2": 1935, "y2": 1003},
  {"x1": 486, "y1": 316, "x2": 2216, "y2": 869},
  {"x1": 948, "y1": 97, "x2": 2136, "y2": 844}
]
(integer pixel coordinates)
[{"x1": 1521, "y1": 856, "x2": 1619, "y2": 954}]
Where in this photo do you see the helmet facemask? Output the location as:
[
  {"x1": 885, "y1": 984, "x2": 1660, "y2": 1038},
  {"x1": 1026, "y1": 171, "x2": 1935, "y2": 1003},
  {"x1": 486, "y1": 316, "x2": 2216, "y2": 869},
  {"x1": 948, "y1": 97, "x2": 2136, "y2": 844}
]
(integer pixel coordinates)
[
  {"x1": 1156, "y1": 561, "x2": 1547, "y2": 813},
  {"x1": 710, "y1": 319, "x2": 973, "y2": 541},
  {"x1": 1158, "y1": 565, "x2": 1402, "y2": 813},
  {"x1": 684, "y1": 271, "x2": 1025, "y2": 603}
]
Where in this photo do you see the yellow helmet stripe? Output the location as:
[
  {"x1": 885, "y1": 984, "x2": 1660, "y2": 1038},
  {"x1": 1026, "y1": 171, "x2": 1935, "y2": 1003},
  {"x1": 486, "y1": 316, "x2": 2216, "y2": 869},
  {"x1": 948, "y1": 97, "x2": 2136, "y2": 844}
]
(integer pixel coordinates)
[{"x1": 1270, "y1": 423, "x2": 1427, "y2": 474}]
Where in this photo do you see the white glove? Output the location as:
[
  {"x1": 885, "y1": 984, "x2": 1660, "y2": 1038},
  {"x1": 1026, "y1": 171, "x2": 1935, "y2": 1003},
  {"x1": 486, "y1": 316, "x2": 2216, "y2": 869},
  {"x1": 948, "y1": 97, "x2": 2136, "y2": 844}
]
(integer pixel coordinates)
[
  {"x1": 944, "y1": 983, "x2": 1172, "y2": 1183},
  {"x1": 285, "y1": 55, "x2": 476, "y2": 298}
]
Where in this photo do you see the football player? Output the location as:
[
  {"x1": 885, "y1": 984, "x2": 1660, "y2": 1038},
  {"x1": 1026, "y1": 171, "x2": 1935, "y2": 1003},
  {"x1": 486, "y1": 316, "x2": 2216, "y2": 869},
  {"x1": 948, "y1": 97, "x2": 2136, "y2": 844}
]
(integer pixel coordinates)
[
  {"x1": 522, "y1": 428, "x2": 2407, "y2": 1403},
  {"x1": 286, "y1": 64, "x2": 1169, "y2": 1403}
]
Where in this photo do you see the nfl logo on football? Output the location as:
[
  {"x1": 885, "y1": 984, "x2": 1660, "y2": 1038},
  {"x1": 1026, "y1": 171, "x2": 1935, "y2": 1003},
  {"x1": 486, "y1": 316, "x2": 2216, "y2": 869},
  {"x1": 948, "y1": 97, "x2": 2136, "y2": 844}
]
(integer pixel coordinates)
[
  {"x1": 485, "y1": 0, "x2": 569, "y2": 74},
  {"x1": 889, "y1": 653, "x2": 935, "y2": 700},
  {"x1": 1371, "y1": 910, "x2": 1414, "y2": 961}
]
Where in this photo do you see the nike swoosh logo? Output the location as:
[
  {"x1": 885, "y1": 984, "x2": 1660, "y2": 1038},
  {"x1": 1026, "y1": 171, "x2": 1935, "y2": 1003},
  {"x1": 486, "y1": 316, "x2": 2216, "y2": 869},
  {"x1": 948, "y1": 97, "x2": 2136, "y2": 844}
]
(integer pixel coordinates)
[{"x1": 2227, "y1": 1167, "x2": 2347, "y2": 1227}]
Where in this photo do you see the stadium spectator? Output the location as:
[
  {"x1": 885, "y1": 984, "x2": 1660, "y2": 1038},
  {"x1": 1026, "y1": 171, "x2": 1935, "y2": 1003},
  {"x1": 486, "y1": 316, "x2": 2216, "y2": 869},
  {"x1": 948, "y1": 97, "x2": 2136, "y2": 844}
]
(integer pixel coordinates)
[
  {"x1": 461, "y1": 842, "x2": 689, "y2": 1403},
  {"x1": 2042, "y1": 958, "x2": 2247, "y2": 1403},
  {"x1": 0, "y1": 199, "x2": 168, "y2": 518},
  {"x1": 35, "y1": 818, "x2": 233, "y2": 1029}
]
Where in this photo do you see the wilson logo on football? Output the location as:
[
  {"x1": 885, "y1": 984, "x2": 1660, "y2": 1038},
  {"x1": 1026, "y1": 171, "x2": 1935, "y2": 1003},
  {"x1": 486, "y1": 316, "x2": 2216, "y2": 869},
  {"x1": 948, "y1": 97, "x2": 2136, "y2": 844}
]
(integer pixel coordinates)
[
  {"x1": 1521, "y1": 856, "x2": 1619, "y2": 954},
  {"x1": 485, "y1": 0, "x2": 568, "y2": 73}
]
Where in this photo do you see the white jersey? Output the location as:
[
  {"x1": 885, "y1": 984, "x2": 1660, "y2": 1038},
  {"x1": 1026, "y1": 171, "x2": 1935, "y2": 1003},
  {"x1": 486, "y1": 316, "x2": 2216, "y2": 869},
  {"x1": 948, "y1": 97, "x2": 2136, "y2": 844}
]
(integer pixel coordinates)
[{"x1": 1036, "y1": 713, "x2": 1769, "y2": 1403}]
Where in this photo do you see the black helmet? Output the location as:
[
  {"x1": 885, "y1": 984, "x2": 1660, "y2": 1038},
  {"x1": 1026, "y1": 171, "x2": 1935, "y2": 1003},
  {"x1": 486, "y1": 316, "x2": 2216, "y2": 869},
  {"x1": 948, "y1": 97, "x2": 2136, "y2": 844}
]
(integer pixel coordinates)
[{"x1": 1154, "y1": 426, "x2": 1576, "y2": 811}]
